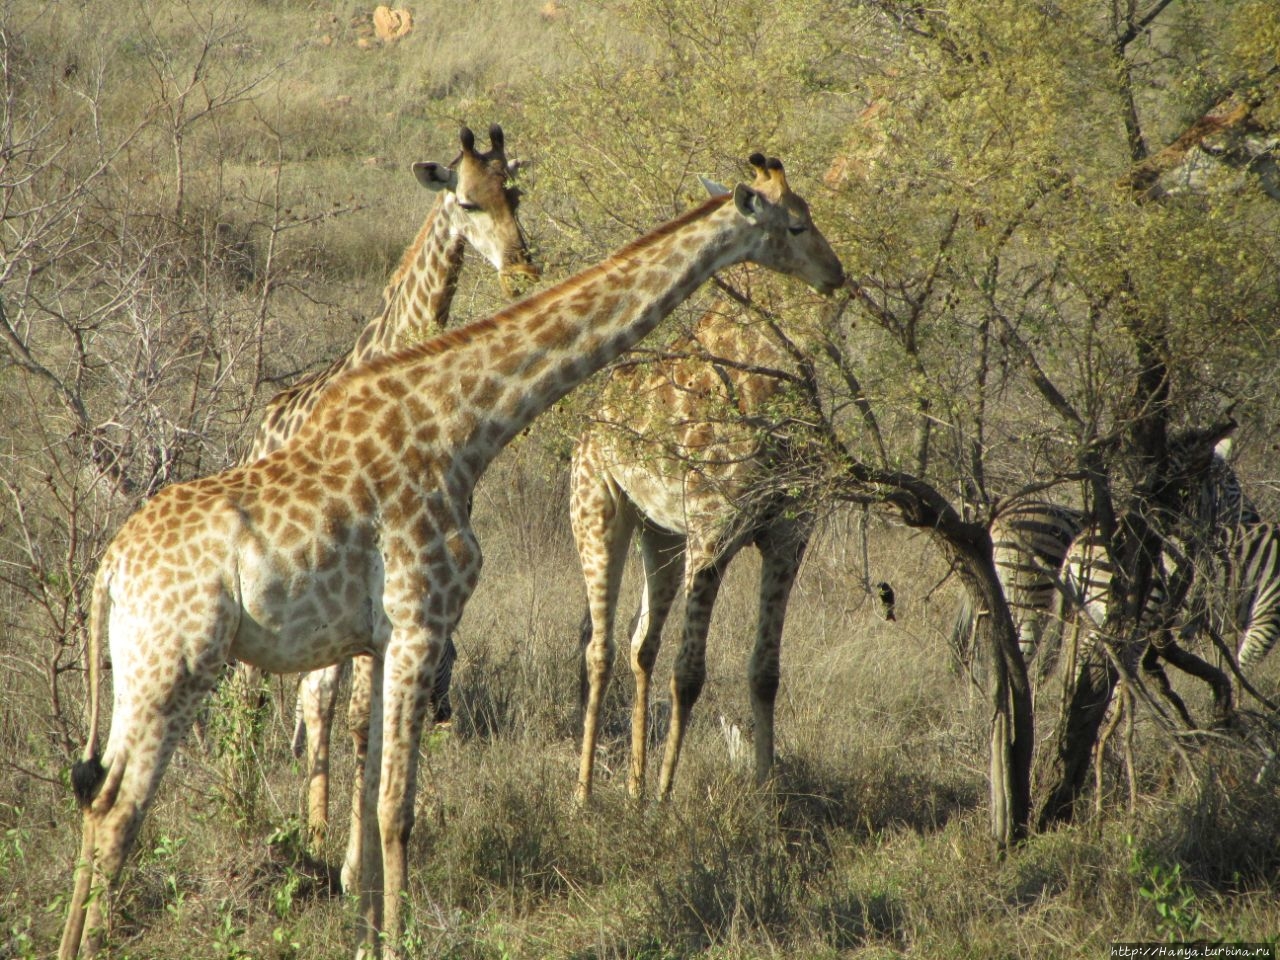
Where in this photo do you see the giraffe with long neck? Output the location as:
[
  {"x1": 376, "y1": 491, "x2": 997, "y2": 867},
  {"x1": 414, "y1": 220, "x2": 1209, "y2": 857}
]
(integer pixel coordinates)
[
  {"x1": 238, "y1": 124, "x2": 539, "y2": 860},
  {"x1": 58, "y1": 153, "x2": 843, "y2": 960},
  {"x1": 245, "y1": 123, "x2": 538, "y2": 461},
  {"x1": 571, "y1": 258, "x2": 829, "y2": 802}
]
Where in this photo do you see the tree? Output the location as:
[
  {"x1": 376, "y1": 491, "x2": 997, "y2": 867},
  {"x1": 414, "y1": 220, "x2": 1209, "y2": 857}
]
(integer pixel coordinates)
[
  {"x1": 0, "y1": 5, "x2": 291, "y2": 775},
  {"x1": 523, "y1": 0, "x2": 1280, "y2": 842}
]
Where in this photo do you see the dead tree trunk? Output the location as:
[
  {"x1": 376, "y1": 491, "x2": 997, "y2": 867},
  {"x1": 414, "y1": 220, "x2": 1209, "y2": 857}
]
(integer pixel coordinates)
[
  {"x1": 956, "y1": 534, "x2": 1034, "y2": 846},
  {"x1": 877, "y1": 486, "x2": 1033, "y2": 845}
]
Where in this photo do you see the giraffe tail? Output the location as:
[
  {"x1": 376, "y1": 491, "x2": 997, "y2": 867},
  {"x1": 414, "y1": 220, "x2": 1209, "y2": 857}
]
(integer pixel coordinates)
[{"x1": 70, "y1": 559, "x2": 111, "y2": 808}]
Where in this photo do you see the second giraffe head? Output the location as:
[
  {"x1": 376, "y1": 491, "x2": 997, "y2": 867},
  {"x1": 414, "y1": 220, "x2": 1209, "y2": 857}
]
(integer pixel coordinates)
[{"x1": 413, "y1": 123, "x2": 541, "y2": 297}]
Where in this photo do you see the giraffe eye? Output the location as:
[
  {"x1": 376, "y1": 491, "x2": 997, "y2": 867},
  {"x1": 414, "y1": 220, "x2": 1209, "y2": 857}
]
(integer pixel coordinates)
[
  {"x1": 788, "y1": 224, "x2": 808, "y2": 236},
  {"x1": 458, "y1": 200, "x2": 482, "y2": 212}
]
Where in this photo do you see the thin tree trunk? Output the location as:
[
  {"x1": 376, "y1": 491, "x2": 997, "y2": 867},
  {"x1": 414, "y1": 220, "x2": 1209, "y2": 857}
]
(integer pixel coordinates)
[
  {"x1": 1037, "y1": 639, "x2": 1120, "y2": 829},
  {"x1": 938, "y1": 526, "x2": 1032, "y2": 844}
]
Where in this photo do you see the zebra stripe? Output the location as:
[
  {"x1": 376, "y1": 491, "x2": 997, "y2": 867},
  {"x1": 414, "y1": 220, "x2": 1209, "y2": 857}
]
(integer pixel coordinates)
[
  {"x1": 1174, "y1": 444, "x2": 1275, "y2": 668},
  {"x1": 991, "y1": 501, "x2": 1086, "y2": 657},
  {"x1": 1059, "y1": 525, "x2": 1171, "y2": 639},
  {"x1": 1228, "y1": 522, "x2": 1280, "y2": 667}
]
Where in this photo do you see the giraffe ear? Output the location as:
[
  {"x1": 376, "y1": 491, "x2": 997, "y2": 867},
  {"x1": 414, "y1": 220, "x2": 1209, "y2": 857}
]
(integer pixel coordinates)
[
  {"x1": 699, "y1": 175, "x2": 730, "y2": 197},
  {"x1": 413, "y1": 161, "x2": 457, "y2": 192},
  {"x1": 732, "y1": 182, "x2": 766, "y2": 220}
]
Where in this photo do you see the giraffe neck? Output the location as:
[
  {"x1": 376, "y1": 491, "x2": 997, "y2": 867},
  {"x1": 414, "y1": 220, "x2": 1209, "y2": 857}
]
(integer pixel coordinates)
[
  {"x1": 344, "y1": 194, "x2": 467, "y2": 374},
  {"x1": 346, "y1": 193, "x2": 759, "y2": 492}
]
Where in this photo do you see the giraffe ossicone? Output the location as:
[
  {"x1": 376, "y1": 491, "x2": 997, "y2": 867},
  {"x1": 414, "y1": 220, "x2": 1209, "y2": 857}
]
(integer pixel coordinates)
[{"x1": 59, "y1": 152, "x2": 843, "y2": 960}]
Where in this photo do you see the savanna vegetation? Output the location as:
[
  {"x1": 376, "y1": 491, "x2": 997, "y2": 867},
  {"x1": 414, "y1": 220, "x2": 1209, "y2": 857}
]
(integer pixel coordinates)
[{"x1": 2, "y1": 0, "x2": 1279, "y2": 957}]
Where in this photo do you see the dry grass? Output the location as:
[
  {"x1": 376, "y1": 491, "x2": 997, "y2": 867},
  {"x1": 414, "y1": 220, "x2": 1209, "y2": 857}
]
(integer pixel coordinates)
[{"x1": 5, "y1": 440, "x2": 1276, "y2": 957}]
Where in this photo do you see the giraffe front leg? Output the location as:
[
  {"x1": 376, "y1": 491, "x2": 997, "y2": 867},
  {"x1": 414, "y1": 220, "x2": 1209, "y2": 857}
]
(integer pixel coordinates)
[
  {"x1": 749, "y1": 534, "x2": 806, "y2": 785},
  {"x1": 628, "y1": 526, "x2": 684, "y2": 799},
  {"x1": 376, "y1": 627, "x2": 449, "y2": 960},
  {"x1": 346, "y1": 654, "x2": 375, "y2": 898},
  {"x1": 658, "y1": 562, "x2": 724, "y2": 799}
]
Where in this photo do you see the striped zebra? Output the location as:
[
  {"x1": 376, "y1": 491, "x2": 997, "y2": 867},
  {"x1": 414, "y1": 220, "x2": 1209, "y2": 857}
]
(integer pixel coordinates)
[
  {"x1": 1206, "y1": 520, "x2": 1280, "y2": 668},
  {"x1": 1057, "y1": 440, "x2": 1250, "y2": 645},
  {"x1": 1057, "y1": 524, "x2": 1173, "y2": 645},
  {"x1": 993, "y1": 501, "x2": 1087, "y2": 658},
  {"x1": 1054, "y1": 516, "x2": 1280, "y2": 727},
  {"x1": 1052, "y1": 521, "x2": 1236, "y2": 730},
  {"x1": 1171, "y1": 439, "x2": 1280, "y2": 668},
  {"x1": 1055, "y1": 441, "x2": 1274, "y2": 719},
  {"x1": 950, "y1": 500, "x2": 1084, "y2": 678}
]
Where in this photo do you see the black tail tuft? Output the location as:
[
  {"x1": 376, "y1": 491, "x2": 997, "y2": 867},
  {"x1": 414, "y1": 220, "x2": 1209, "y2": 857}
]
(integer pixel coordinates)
[
  {"x1": 877, "y1": 581, "x2": 897, "y2": 622},
  {"x1": 70, "y1": 756, "x2": 105, "y2": 808}
]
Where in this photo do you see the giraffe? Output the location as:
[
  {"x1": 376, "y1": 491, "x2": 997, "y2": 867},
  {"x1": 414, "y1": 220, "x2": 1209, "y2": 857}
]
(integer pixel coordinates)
[
  {"x1": 244, "y1": 123, "x2": 538, "y2": 461},
  {"x1": 238, "y1": 123, "x2": 539, "y2": 863},
  {"x1": 570, "y1": 266, "x2": 833, "y2": 803},
  {"x1": 58, "y1": 152, "x2": 844, "y2": 960}
]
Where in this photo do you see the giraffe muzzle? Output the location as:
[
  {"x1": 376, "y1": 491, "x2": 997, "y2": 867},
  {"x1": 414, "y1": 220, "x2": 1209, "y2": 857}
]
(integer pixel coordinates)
[{"x1": 499, "y1": 262, "x2": 541, "y2": 299}]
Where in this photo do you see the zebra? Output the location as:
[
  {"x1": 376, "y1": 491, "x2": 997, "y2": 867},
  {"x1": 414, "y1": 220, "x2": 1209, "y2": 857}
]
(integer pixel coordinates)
[
  {"x1": 950, "y1": 499, "x2": 1085, "y2": 681},
  {"x1": 1052, "y1": 438, "x2": 1272, "y2": 727},
  {"x1": 1053, "y1": 437, "x2": 1249, "y2": 648},
  {"x1": 949, "y1": 440, "x2": 1270, "y2": 689},
  {"x1": 1052, "y1": 519, "x2": 1239, "y2": 730},
  {"x1": 1200, "y1": 520, "x2": 1280, "y2": 669},
  {"x1": 1168, "y1": 438, "x2": 1280, "y2": 669},
  {"x1": 1057, "y1": 523, "x2": 1174, "y2": 647}
]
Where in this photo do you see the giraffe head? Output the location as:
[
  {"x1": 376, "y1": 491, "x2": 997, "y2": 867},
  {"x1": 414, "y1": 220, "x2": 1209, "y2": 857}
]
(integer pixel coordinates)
[
  {"x1": 715, "y1": 153, "x2": 845, "y2": 295},
  {"x1": 412, "y1": 124, "x2": 540, "y2": 297}
]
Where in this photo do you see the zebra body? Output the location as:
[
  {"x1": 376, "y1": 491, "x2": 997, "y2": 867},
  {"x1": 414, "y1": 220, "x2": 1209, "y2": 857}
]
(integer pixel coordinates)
[
  {"x1": 1058, "y1": 525, "x2": 1172, "y2": 642},
  {"x1": 991, "y1": 501, "x2": 1086, "y2": 658},
  {"x1": 949, "y1": 500, "x2": 1083, "y2": 679},
  {"x1": 1174, "y1": 442, "x2": 1277, "y2": 669},
  {"x1": 1224, "y1": 521, "x2": 1280, "y2": 667}
]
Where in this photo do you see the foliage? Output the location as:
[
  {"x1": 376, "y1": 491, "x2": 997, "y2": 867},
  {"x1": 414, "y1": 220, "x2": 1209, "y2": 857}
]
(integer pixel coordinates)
[{"x1": 1127, "y1": 834, "x2": 1208, "y2": 941}]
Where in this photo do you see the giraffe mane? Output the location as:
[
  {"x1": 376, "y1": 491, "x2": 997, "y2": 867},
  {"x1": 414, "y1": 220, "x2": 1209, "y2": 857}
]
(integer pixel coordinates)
[{"x1": 384, "y1": 193, "x2": 449, "y2": 299}]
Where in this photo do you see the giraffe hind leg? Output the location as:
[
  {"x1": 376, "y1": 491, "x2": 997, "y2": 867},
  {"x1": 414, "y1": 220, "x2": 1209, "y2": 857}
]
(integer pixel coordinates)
[
  {"x1": 62, "y1": 674, "x2": 214, "y2": 957},
  {"x1": 570, "y1": 449, "x2": 637, "y2": 801},
  {"x1": 627, "y1": 524, "x2": 685, "y2": 799},
  {"x1": 57, "y1": 814, "x2": 97, "y2": 960}
]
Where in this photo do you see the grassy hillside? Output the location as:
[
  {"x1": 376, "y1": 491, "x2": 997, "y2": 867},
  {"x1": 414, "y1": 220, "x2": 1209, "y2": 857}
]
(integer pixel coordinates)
[{"x1": 1, "y1": 0, "x2": 1278, "y2": 957}]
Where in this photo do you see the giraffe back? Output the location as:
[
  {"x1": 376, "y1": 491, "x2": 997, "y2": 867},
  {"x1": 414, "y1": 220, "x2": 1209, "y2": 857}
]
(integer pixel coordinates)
[{"x1": 588, "y1": 292, "x2": 811, "y2": 545}]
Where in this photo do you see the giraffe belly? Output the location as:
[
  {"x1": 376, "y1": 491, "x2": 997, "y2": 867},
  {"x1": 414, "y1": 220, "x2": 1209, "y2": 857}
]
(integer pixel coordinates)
[
  {"x1": 610, "y1": 463, "x2": 693, "y2": 536},
  {"x1": 231, "y1": 552, "x2": 379, "y2": 674},
  {"x1": 230, "y1": 619, "x2": 372, "y2": 675}
]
